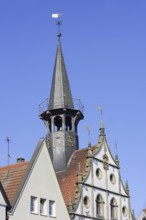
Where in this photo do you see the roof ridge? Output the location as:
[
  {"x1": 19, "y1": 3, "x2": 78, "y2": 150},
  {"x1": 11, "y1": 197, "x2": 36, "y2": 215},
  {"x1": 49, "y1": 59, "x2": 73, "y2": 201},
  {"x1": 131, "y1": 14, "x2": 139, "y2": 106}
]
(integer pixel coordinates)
[
  {"x1": 0, "y1": 161, "x2": 29, "y2": 170},
  {"x1": 74, "y1": 145, "x2": 97, "y2": 153}
]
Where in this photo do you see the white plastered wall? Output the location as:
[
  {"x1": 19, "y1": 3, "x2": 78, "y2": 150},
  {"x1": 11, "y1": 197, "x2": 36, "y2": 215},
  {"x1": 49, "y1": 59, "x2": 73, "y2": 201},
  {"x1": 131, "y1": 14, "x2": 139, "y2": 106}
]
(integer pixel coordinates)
[
  {"x1": 75, "y1": 141, "x2": 132, "y2": 220},
  {"x1": 8, "y1": 140, "x2": 70, "y2": 220},
  {"x1": 0, "y1": 190, "x2": 7, "y2": 220}
]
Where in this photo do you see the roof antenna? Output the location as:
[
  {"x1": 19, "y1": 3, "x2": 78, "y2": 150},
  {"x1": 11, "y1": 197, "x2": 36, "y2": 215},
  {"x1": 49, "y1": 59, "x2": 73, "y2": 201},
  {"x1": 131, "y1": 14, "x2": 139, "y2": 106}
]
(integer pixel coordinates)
[
  {"x1": 52, "y1": 10, "x2": 63, "y2": 36},
  {"x1": 6, "y1": 137, "x2": 11, "y2": 168},
  {"x1": 85, "y1": 126, "x2": 91, "y2": 147}
]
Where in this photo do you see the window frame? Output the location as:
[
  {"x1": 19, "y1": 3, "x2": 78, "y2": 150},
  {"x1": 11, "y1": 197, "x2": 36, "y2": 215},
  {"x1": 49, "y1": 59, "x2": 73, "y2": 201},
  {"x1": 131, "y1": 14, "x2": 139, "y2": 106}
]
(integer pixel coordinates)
[
  {"x1": 83, "y1": 196, "x2": 90, "y2": 209},
  {"x1": 40, "y1": 198, "x2": 47, "y2": 216},
  {"x1": 96, "y1": 194, "x2": 104, "y2": 217},
  {"x1": 49, "y1": 200, "x2": 56, "y2": 217},
  {"x1": 110, "y1": 198, "x2": 118, "y2": 220},
  {"x1": 30, "y1": 196, "x2": 38, "y2": 214}
]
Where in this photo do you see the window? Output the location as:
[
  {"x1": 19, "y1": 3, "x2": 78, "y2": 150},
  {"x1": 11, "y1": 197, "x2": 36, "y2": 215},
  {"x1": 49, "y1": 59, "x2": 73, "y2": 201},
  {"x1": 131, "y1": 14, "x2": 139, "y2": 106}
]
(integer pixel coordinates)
[
  {"x1": 40, "y1": 198, "x2": 46, "y2": 215},
  {"x1": 65, "y1": 116, "x2": 72, "y2": 131},
  {"x1": 30, "y1": 196, "x2": 37, "y2": 214},
  {"x1": 110, "y1": 198, "x2": 118, "y2": 219},
  {"x1": 96, "y1": 194, "x2": 104, "y2": 217},
  {"x1": 96, "y1": 168, "x2": 102, "y2": 179},
  {"x1": 54, "y1": 116, "x2": 62, "y2": 131},
  {"x1": 49, "y1": 200, "x2": 56, "y2": 217},
  {"x1": 110, "y1": 174, "x2": 116, "y2": 184},
  {"x1": 122, "y1": 206, "x2": 128, "y2": 217},
  {"x1": 83, "y1": 196, "x2": 90, "y2": 209}
]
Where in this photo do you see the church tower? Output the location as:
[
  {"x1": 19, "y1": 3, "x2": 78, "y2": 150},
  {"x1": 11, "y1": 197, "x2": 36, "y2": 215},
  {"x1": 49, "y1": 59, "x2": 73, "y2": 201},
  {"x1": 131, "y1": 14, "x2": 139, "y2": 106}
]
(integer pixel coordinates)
[{"x1": 39, "y1": 32, "x2": 84, "y2": 172}]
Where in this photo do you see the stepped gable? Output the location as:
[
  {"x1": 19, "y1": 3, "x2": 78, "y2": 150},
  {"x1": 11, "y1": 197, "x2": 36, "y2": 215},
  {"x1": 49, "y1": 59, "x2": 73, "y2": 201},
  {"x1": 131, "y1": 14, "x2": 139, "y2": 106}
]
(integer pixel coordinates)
[
  {"x1": 0, "y1": 162, "x2": 29, "y2": 204},
  {"x1": 56, "y1": 145, "x2": 97, "y2": 206}
]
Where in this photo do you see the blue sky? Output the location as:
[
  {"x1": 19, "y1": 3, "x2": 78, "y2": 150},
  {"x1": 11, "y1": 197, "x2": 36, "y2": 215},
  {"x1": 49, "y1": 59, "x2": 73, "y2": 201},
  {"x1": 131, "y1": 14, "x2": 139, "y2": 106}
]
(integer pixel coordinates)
[{"x1": 0, "y1": 0, "x2": 146, "y2": 217}]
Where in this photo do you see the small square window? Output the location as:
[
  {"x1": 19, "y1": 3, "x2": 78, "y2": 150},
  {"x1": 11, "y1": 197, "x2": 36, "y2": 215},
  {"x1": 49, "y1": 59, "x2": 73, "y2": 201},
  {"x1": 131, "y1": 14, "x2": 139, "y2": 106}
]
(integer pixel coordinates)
[
  {"x1": 30, "y1": 196, "x2": 37, "y2": 214},
  {"x1": 49, "y1": 200, "x2": 56, "y2": 217},
  {"x1": 40, "y1": 198, "x2": 47, "y2": 215}
]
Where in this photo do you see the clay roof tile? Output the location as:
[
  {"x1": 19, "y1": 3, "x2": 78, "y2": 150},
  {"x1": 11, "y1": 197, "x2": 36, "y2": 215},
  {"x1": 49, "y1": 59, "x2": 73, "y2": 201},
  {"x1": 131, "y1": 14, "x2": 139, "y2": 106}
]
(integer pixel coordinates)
[
  {"x1": 57, "y1": 146, "x2": 96, "y2": 206},
  {"x1": 0, "y1": 162, "x2": 29, "y2": 204}
]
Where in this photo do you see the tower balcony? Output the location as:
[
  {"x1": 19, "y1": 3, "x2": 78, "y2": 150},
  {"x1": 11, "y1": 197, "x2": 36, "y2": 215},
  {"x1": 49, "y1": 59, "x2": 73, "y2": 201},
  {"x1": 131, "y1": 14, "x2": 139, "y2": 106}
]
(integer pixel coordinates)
[{"x1": 38, "y1": 97, "x2": 84, "y2": 115}]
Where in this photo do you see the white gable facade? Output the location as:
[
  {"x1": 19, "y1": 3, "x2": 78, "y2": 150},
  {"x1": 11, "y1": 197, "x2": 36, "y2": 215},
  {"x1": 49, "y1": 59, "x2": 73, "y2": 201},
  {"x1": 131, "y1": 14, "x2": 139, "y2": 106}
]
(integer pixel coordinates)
[
  {"x1": 73, "y1": 130, "x2": 132, "y2": 220},
  {"x1": 8, "y1": 139, "x2": 70, "y2": 220}
]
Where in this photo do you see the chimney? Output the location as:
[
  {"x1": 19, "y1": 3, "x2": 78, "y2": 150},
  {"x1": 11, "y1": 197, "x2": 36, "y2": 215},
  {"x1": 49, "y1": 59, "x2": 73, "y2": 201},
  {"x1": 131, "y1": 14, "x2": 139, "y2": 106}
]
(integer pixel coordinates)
[{"x1": 17, "y1": 158, "x2": 25, "y2": 163}]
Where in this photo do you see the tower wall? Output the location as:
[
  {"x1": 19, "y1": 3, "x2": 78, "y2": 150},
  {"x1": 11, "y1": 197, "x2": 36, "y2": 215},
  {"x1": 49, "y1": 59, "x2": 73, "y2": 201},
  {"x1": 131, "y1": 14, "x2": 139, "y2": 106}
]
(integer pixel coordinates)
[{"x1": 47, "y1": 131, "x2": 79, "y2": 171}]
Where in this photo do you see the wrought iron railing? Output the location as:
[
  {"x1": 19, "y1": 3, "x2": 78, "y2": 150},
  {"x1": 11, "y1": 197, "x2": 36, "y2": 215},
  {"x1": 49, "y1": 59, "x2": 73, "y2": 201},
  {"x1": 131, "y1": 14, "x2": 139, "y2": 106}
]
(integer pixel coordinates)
[{"x1": 38, "y1": 97, "x2": 84, "y2": 114}]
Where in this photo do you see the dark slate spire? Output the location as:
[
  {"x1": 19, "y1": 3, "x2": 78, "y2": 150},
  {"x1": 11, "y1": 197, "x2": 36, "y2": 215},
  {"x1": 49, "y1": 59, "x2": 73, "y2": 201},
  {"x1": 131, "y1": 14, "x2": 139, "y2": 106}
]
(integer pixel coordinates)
[
  {"x1": 40, "y1": 30, "x2": 84, "y2": 172},
  {"x1": 48, "y1": 34, "x2": 74, "y2": 110}
]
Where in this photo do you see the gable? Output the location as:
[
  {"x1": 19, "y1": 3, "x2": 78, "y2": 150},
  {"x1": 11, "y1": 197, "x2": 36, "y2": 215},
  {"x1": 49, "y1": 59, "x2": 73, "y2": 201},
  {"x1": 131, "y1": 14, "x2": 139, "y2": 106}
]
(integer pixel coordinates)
[
  {"x1": 8, "y1": 139, "x2": 70, "y2": 220},
  {"x1": 94, "y1": 141, "x2": 117, "y2": 167},
  {"x1": 0, "y1": 183, "x2": 7, "y2": 206}
]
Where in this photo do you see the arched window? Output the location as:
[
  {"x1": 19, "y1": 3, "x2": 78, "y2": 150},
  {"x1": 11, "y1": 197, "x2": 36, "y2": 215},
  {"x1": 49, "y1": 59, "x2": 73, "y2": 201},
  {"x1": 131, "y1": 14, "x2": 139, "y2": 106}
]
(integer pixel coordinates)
[
  {"x1": 54, "y1": 116, "x2": 62, "y2": 131},
  {"x1": 65, "y1": 116, "x2": 72, "y2": 131},
  {"x1": 96, "y1": 194, "x2": 104, "y2": 217},
  {"x1": 110, "y1": 198, "x2": 118, "y2": 219}
]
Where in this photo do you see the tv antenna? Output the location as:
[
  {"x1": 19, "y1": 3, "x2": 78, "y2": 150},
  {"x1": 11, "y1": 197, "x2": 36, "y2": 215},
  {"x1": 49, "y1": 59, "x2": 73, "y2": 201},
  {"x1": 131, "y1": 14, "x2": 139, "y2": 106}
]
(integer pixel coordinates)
[{"x1": 6, "y1": 137, "x2": 11, "y2": 167}]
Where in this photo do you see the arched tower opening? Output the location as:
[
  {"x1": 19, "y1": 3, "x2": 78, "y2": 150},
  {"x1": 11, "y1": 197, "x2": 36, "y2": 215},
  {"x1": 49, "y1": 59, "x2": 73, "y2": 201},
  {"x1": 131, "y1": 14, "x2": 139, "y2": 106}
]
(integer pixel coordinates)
[{"x1": 54, "y1": 116, "x2": 62, "y2": 131}]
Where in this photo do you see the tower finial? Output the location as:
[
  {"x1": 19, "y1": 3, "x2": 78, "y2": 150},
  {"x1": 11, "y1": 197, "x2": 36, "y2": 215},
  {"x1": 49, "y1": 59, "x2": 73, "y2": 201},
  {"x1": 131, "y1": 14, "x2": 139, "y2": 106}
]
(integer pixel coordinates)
[
  {"x1": 131, "y1": 209, "x2": 136, "y2": 220},
  {"x1": 115, "y1": 139, "x2": 120, "y2": 166},
  {"x1": 115, "y1": 139, "x2": 118, "y2": 155},
  {"x1": 97, "y1": 106, "x2": 105, "y2": 136},
  {"x1": 125, "y1": 181, "x2": 130, "y2": 195},
  {"x1": 85, "y1": 126, "x2": 91, "y2": 147},
  {"x1": 97, "y1": 106, "x2": 103, "y2": 120},
  {"x1": 52, "y1": 11, "x2": 63, "y2": 37}
]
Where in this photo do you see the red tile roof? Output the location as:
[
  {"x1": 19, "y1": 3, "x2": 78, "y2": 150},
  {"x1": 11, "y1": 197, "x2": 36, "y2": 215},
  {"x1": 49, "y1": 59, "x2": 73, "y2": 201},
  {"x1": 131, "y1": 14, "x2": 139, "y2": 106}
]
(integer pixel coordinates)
[
  {"x1": 0, "y1": 162, "x2": 29, "y2": 204},
  {"x1": 0, "y1": 144, "x2": 98, "y2": 208},
  {"x1": 57, "y1": 147, "x2": 90, "y2": 206}
]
